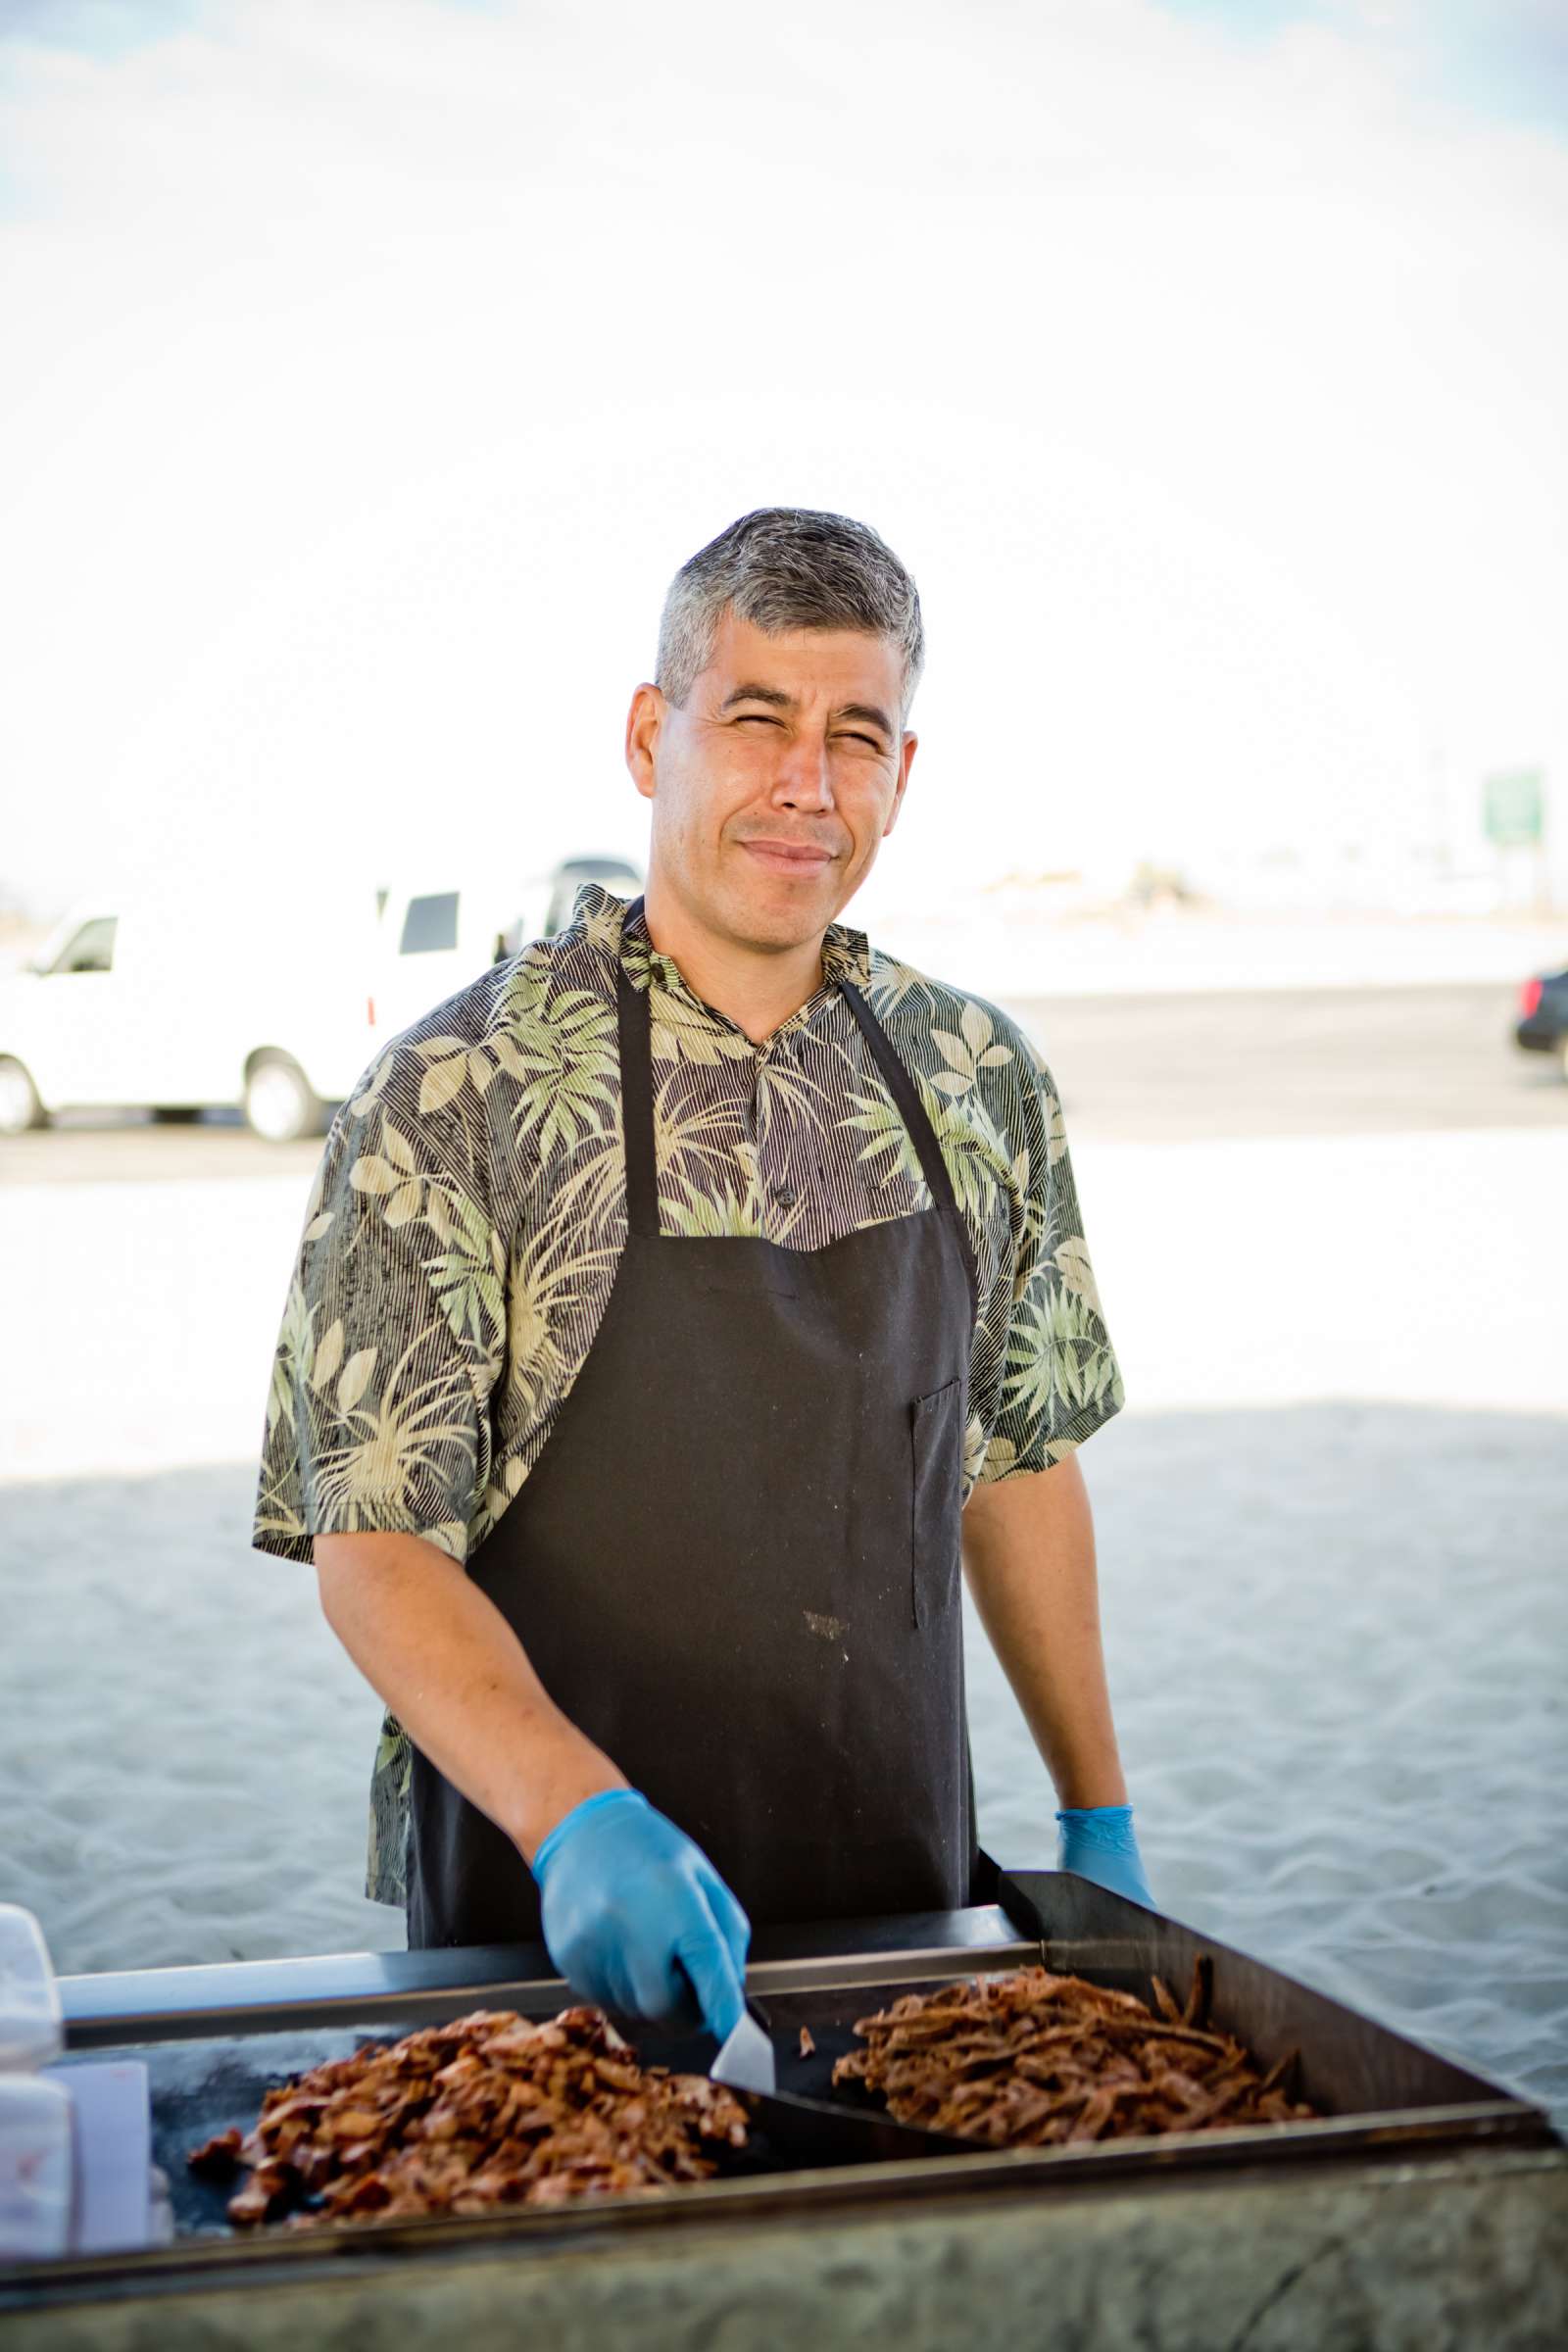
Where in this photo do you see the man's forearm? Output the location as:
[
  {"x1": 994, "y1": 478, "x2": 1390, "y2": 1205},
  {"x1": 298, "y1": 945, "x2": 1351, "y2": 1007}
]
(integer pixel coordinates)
[
  {"x1": 959, "y1": 1452, "x2": 1128, "y2": 1809},
  {"x1": 313, "y1": 1530, "x2": 626, "y2": 1861}
]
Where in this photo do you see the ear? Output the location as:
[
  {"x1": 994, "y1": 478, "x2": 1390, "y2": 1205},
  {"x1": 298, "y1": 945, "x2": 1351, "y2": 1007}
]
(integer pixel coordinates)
[
  {"x1": 625, "y1": 683, "x2": 664, "y2": 803},
  {"x1": 881, "y1": 731, "x2": 916, "y2": 838}
]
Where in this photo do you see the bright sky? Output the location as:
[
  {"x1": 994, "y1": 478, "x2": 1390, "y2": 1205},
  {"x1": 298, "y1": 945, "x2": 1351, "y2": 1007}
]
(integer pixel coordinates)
[{"x1": 2, "y1": 0, "x2": 1565, "y2": 922}]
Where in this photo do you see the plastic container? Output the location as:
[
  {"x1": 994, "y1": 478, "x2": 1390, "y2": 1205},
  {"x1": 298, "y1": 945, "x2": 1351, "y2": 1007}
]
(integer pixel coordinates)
[
  {"x1": 43, "y1": 2060, "x2": 153, "y2": 2253},
  {"x1": 0, "y1": 2074, "x2": 74, "y2": 2260},
  {"x1": 0, "y1": 1908, "x2": 63, "y2": 2074}
]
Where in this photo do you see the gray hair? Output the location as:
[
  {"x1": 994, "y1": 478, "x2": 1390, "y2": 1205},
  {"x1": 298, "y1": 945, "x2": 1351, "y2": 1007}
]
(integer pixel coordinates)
[{"x1": 656, "y1": 507, "x2": 925, "y2": 723}]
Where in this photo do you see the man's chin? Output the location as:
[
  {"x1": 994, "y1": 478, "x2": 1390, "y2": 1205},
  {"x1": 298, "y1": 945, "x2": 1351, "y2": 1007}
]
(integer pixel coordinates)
[
  {"x1": 719, "y1": 870, "x2": 845, "y2": 953},
  {"x1": 737, "y1": 913, "x2": 824, "y2": 955}
]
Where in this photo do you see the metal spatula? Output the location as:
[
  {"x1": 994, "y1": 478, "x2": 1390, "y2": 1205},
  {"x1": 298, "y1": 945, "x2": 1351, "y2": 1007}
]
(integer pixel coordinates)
[
  {"x1": 710, "y1": 2001, "x2": 777, "y2": 2094},
  {"x1": 703, "y1": 1997, "x2": 977, "y2": 2167}
]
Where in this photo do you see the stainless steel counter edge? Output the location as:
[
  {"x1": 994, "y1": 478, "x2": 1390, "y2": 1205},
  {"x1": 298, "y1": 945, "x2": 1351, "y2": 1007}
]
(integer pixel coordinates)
[{"x1": 57, "y1": 1904, "x2": 1041, "y2": 2044}]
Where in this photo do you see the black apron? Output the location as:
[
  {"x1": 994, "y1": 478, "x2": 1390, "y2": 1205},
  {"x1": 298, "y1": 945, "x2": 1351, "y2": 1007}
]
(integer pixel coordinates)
[{"x1": 407, "y1": 920, "x2": 982, "y2": 1946}]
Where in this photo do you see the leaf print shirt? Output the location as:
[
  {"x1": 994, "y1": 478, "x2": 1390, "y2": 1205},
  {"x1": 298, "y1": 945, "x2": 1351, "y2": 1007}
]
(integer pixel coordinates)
[{"x1": 253, "y1": 883, "x2": 1124, "y2": 1904}]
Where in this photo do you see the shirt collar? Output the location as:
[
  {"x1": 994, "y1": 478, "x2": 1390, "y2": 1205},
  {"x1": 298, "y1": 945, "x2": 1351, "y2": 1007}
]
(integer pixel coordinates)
[{"x1": 568, "y1": 881, "x2": 872, "y2": 1015}]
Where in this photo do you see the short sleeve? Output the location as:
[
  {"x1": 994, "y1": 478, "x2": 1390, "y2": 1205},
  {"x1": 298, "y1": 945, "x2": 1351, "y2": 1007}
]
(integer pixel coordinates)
[
  {"x1": 251, "y1": 1074, "x2": 501, "y2": 1565},
  {"x1": 970, "y1": 1030, "x2": 1124, "y2": 1489}
]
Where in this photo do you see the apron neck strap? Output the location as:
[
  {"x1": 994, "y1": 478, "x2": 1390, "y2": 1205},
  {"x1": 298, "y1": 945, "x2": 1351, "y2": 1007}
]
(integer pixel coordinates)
[
  {"x1": 840, "y1": 978, "x2": 960, "y2": 1216},
  {"x1": 615, "y1": 919, "x2": 661, "y2": 1239},
  {"x1": 614, "y1": 900, "x2": 959, "y2": 1232}
]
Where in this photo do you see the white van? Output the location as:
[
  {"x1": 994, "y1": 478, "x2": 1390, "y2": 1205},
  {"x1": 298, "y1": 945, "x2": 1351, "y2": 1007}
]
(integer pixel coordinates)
[
  {"x1": 0, "y1": 894, "x2": 380, "y2": 1142},
  {"x1": 0, "y1": 858, "x2": 643, "y2": 1143}
]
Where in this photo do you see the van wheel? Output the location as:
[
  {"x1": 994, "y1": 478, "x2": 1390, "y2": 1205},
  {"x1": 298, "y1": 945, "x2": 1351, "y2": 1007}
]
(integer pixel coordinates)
[
  {"x1": 0, "y1": 1056, "x2": 46, "y2": 1136},
  {"x1": 244, "y1": 1054, "x2": 323, "y2": 1143},
  {"x1": 151, "y1": 1106, "x2": 203, "y2": 1124}
]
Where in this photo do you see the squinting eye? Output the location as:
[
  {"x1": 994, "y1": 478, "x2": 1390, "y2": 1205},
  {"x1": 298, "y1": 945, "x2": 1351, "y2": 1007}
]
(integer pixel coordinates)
[{"x1": 736, "y1": 713, "x2": 778, "y2": 726}]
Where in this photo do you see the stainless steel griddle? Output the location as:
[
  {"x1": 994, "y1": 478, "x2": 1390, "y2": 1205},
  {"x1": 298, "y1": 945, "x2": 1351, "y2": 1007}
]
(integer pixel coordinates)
[{"x1": 5, "y1": 1870, "x2": 1558, "y2": 2321}]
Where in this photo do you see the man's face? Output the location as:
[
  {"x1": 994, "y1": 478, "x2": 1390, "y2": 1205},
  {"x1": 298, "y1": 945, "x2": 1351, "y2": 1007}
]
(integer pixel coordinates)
[{"x1": 626, "y1": 610, "x2": 916, "y2": 956}]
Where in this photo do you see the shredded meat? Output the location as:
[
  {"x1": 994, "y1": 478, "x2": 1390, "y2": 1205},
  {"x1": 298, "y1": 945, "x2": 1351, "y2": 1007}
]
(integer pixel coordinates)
[
  {"x1": 831, "y1": 1962, "x2": 1315, "y2": 2146},
  {"x1": 186, "y1": 2127, "x2": 243, "y2": 2177},
  {"x1": 190, "y1": 2005, "x2": 750, "y2": 2229}
]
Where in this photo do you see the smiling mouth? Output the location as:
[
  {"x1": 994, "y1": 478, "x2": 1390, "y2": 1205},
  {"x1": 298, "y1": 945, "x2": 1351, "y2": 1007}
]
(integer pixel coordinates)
[{"x1": 737, "y1": 840, "x2": 838, "y2": 872}]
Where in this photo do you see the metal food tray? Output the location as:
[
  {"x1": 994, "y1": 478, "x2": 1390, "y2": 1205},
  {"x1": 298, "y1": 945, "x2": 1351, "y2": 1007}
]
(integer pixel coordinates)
[{"x1": 7, "y1": 1869, "x2": 1555, "y2": 2302}]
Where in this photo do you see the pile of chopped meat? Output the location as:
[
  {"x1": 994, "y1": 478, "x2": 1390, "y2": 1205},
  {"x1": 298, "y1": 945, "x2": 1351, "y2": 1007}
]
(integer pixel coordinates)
[
  {"x1": 187, "y1": 2005, "x2": 750, "y2": 2229},
  {"x1": 831, "y1": 1963, "x2": 1316, "y2": 2146}
]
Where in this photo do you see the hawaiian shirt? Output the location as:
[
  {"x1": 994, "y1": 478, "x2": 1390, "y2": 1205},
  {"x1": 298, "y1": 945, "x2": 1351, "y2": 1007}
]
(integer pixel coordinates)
[{"x1": 253, "y1": 884, "x2": 1124, "y2": 1903}]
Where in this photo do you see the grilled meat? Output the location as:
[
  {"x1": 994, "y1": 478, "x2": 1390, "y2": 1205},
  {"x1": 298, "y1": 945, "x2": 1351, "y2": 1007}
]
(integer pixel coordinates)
[
  {"x1": 191, "y1": 2004, "x2": 750, "y2": 2230},
  {"x1": 832, "y1": 1962, "x2": 1315, "y2": 2146}
]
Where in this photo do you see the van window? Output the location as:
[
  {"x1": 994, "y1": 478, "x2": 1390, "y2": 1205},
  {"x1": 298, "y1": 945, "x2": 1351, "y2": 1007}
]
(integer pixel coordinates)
[
  {"x1": 52, "y1": 916, "x2": 118, "y2": 975},
  {"x1": 398, "y1": 893, "x2": 460, "y2": 956}
]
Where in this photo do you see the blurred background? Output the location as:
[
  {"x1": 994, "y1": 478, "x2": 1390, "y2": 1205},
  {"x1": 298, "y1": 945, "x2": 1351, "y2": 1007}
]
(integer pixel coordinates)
[{"x1": 1, "y1": 1, "x2": 1564, "y2": 2119}]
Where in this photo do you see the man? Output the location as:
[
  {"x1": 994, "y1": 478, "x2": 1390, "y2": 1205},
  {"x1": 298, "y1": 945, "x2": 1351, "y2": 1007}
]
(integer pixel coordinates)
[{"x1": 254, "y1": 507, "x2": 1149, "y2": 2044}]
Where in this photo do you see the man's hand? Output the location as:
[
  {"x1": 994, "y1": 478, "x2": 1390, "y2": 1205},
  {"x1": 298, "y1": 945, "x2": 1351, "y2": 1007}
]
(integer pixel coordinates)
[
  {"x1": 1055, "y1": 1804, "x2": 1154, "y2": 1908},
  {"x1": 532, "y1": 1790, "x2": 751, "y2": 2039}
]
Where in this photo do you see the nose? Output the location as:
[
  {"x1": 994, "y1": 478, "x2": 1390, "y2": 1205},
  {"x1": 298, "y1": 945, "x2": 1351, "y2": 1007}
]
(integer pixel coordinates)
[{"x1": 770, "y1": 730, "x2": 835, "y2": 812}]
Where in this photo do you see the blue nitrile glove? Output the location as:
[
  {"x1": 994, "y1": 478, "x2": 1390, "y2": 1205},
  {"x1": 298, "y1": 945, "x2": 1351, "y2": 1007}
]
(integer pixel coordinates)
[
  {"x1": 1055, "y1": 1804, "x2": 1155, "y2": 1909},
  {"x1": 531, "y1": 1788, "x2": 751, "y2": 2040}
]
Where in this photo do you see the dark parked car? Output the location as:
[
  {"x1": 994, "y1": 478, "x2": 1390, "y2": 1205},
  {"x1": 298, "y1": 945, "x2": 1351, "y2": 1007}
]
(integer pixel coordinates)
[{"x1": 1514, "y1": 964, "x2": 1568, "y2": 1078}]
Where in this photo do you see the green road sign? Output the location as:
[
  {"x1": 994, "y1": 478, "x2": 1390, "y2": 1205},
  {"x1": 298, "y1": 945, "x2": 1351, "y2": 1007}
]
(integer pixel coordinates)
[{"x1": 1483, "y1": 770, "x2": 1544, "y2": 849}]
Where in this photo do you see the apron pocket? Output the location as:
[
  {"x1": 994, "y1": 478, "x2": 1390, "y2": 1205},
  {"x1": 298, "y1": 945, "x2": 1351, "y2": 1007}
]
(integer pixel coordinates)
[{"x1": 910, "y1": 1378, "x2": 964, "y2": 1629}]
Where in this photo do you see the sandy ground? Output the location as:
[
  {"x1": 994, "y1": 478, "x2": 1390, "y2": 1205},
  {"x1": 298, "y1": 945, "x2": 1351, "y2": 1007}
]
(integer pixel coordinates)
[
  {"x1": 3, "y1": 1404, "x2": 1563, "y2": 2130},
  {"x1": 0, "y1": 983, "x2": 1564, "y2": 2125}
]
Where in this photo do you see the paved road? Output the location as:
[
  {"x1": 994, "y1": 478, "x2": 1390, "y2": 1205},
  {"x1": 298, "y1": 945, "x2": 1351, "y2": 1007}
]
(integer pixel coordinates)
[
  {"x1": 0, "y1": 983, "x2": 1560, "y2": 1185},
  {"x1": 0, "y1": 1107, "x2": 325, "y2": 1187},
  {"x1": 1010, "y1": 981, "x2": 1564, "y2": 1143}
]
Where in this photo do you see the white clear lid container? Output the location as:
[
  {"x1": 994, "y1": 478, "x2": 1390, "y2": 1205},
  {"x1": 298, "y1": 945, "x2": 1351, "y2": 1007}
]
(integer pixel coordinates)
[
  {"x1": 44, "y1": 2061, "x2": 153, "y2": 2253},
  {"x1": 0, "y1": 1907, "x2": 64, "y2": 2073},
  {"x1": 0, "y1": 2074, "x2": 74, "y2": 2261}
]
